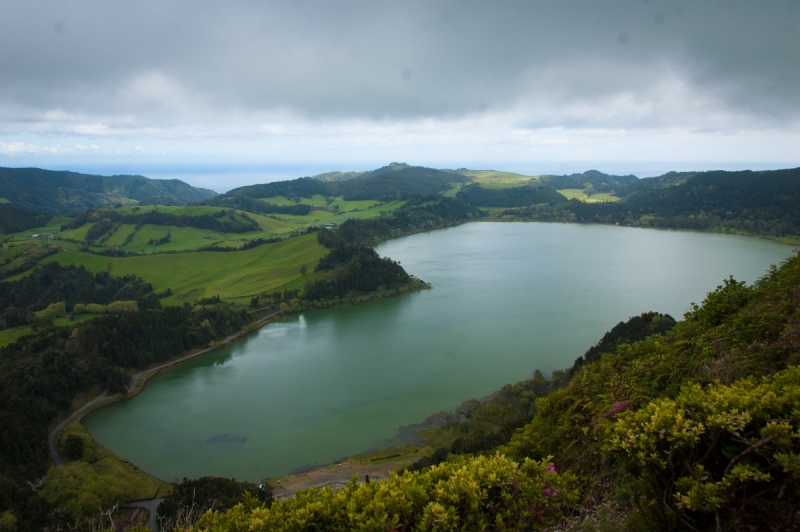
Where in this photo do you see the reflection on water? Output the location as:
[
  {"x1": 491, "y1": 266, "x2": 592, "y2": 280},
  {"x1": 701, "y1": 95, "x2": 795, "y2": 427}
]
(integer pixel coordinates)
[{"x1": 84, "y1": 223, "x2": 795, "y2": 481}]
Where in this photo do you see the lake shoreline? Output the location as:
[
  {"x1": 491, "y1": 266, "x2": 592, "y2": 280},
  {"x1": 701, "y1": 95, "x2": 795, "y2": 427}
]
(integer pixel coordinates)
[
  {"x1": 71, "y1": 221, "x2": 797, "y2": 489},
  {"x1": 47, "y1": 278, "x2": 431, "y2": 490}
]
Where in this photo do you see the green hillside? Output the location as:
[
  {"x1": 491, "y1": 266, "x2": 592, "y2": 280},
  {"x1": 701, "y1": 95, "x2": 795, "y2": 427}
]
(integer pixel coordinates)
[
  {"x1": 0, "y1": 166, "x2": 217, "y2": 215},
  {"x1": 44, "y1": 232, "x2": 328, "y2": 304},
  {"x1": 514, "y1": 167, "x2": 800, "y2": 241}
]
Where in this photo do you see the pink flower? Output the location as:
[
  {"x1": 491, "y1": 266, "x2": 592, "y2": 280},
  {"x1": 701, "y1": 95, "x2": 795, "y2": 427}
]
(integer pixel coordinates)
[
  {"x1": 547, "y1": 465, "x2": 556, "y2": 473},
  {"x1": 544, "y1": 488, "x2": 557, "y2": 498},
  {"x1": 602, "y1": 400, "x2": 630, "y2": 418}
]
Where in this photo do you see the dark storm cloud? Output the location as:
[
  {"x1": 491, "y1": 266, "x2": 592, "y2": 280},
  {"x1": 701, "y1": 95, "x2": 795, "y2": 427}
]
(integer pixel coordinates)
[{"x1": 0, "y1": 0, "x2": 798, "y2": 131}]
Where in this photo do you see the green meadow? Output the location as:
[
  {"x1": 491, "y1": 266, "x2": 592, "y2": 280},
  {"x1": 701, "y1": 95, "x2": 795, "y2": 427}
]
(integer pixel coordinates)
[
  {"x1": 269, "y1": 199, "x2": 405, "y2": 225},
  {"x1": 460, "y1": 170, "x2": 535, "y2": 187},
  {"x1": 557, "y1": 189, "x2": 620, "y2": 202},
  {"x1": 44, "y1": 232, "x2": 328, "y2": 305},
  {"x1": 0, "y1": 327, "x2": 33, "y2": 348},
  {"x1": 58, "y1": 223, "x2": 94, "y2": 242}
]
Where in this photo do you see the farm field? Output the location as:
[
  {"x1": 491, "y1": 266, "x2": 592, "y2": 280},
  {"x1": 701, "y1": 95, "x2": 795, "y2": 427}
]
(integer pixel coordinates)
[
  {"x1": 5, "y1": 216, "x2": 71, "y2": 240},
  {"x1": 58, "y1": 222, "x2": 94, "y2": 242},
  {"x1": 43, "y1": 232, "x2": 328, "y2": 305},
  {"x1": 270, "y1": 199, "x2": 405, "y2": 225},
  {"x1": 557, "y1": 189, "x2": 620, "y2": 202},
  {"x1": 0, "y1": 326, "x2": 33, "y2": 348},
  {"x1": 460, "y1": 170, "x2": 535, "y2": 187},
  {"x1": 108, "y1": 205, "x2": 224, "y2": 216}
]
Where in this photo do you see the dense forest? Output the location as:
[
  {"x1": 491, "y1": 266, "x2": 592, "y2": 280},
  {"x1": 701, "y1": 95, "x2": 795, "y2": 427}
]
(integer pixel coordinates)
[
  {"x1": 0, "y1": 204, "x2": 53, "y2": 234},
  {"x1": 511, "y1": 168, "x2": 800, "y2": 238},
  {"x1": 190, "y1": 253, "x2": 800, "y2": 531},
  {"x1": 0, "y1": 263, "x2": 160, "y2": 329},
  {"x1": 302, "y1": 229, "x2": 410, "y2": 300}
]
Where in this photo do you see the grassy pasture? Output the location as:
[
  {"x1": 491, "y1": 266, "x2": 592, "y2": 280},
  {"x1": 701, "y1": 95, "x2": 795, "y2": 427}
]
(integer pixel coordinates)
[
  {"x1": 298, "y1": 194, "x2": 329, "y2": 207},
  {"x1": 461, "y1": 170, "x2": 535, "y2": 187},
  {"x1": 44, "y1": 232, "x2": 328, "y2": 304},
  {"x1": 441, "y1": 184, "x2": 468, "y2": 198},
  {"x1": 93, "y1": 217, "x2": 301, "y2": 255},
  {"x1": 586, "y1": 193, "x2": 620, "y2": 203},
  {"x1": 557, "y1": 189, "x2": 620, "y2": 203},
  {"x1": 270, "y1": 199, "x2": 406, "y2": 226},
  {"x1": 245, "y1": 212, "x2": 304, "y2": 234},
  {"x1": 58, "y1": 223, "x2": 94, "y2": 242},
  {"x1": 5, "y1": 216, "x2": 71, "y2": 241},
  {"x1": 104, "y1": 224, "x2": 137, "y2": 247},
  {"x1": 260, "y1": 195, "x2": 302, "y2": 207},
  {"x1": 270, "y1": 210, "x2": 334, "y2": 225},
  {"x1": 475, "y1": 181, "x2": 534, "y2": 190},
  {"x1": 327, "y1": 198, "x2": 382, "y2": 212},
  {"x1": 0, "y1": 327, "x2": 33, "y2": 348},
  {"x1": 107, "y1": 205, "x2": 223, "y2": 216}
]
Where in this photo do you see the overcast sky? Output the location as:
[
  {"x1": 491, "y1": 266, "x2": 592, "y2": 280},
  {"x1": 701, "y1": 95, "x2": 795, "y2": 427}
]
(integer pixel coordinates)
[{"x1": 1, "y1": 0, "x2": 798, "y2": 191}]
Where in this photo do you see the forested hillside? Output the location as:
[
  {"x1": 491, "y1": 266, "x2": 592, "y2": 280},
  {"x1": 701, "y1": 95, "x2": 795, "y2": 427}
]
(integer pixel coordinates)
[
  {"x1": 514, "y1": 167, "x2": 800, "y2": 239},
  {"x1": 0, "y1": 167, "x2": 216, "y2": 215},
  {"x1": 213, "y1": 163, "x2": 468, "y2": 204},
  {"x1": 537, "y1": 169, "x2": 638, "y2": 193},
  {"x1": 0, "y1": 204, "x2": 52, "y2": 234},
  {"x1": 191, "y1": 253, "x2": 800, "y2": 531}
]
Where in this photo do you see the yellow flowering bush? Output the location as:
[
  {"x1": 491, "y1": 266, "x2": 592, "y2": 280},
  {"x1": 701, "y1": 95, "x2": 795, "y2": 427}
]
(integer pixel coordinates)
[
  {"x1": 608, "y1": 366, "x2": 800, "y2": 521},
  {"x1": 190, "y1": 453, "x2": 577, "y2": 531}
]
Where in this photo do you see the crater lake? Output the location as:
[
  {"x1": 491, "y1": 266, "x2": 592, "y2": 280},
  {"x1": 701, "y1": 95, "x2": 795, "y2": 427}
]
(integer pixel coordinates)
[{"x1": 84, "y1": 223, "x2": 796, "y2": 481}]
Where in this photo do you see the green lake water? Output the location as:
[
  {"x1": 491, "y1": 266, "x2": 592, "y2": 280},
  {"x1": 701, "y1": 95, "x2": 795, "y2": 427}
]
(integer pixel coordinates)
[{"x1": 83, "y1": 223, "x2": 796, "y2": 481}]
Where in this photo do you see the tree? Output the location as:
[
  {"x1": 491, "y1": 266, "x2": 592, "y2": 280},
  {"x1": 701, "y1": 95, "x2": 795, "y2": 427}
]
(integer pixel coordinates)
[
  {"x1": 63, "y1": 435, "x2": 84, "y2": 461},
  {"x1": 299, "y1": 265, "x2": 307, "y2": 276}
]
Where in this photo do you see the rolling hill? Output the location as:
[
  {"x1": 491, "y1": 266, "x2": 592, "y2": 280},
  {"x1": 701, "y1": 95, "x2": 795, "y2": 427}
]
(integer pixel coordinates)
[{"x1": 0, "y1": 167, "x2": 217, "y2": 215}]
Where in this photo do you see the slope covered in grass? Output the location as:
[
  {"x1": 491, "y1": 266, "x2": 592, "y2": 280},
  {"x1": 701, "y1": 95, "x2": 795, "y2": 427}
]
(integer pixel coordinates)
[{"x1": 44, "y1": 232, "x2": 328, "y2": 304}]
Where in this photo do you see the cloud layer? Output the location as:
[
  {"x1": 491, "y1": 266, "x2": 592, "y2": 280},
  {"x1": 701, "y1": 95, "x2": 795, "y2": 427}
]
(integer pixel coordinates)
[{"x1": 1, "y1": 0, "x2": 798, "y2": 182}]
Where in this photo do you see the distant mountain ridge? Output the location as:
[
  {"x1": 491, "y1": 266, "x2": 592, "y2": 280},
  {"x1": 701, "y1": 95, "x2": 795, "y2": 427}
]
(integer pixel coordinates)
[
  {"x1": 537, "y1": 170, "x2": 639, "y2": 193},
  {"x1": 215, "y1": 163, "x2": 468, "y2": 205},
  {"x1": 0, "y1": 167, "x2": 217, "y2": 214}
]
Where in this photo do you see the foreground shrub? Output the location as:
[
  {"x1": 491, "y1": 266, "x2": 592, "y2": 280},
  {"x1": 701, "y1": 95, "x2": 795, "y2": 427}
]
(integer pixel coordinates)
[
  {"x1": 609, "y1": 366, "x2": 800, "y2": 529},
  {"x1": 193, "y1": 454, "x2": 577, "y2": 531}
]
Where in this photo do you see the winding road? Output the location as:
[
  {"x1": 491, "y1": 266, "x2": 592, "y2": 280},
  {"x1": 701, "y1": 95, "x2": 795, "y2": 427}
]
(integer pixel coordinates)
[
  {"x1": 47, "y1": 309, "x2": 282, "y2": 466},
  {"x1": 45, "y1": 309, "x2": 283, "y2": 532},
  {"x1": 48, "y1": 390, "x2": 112, "y2": 466}
]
